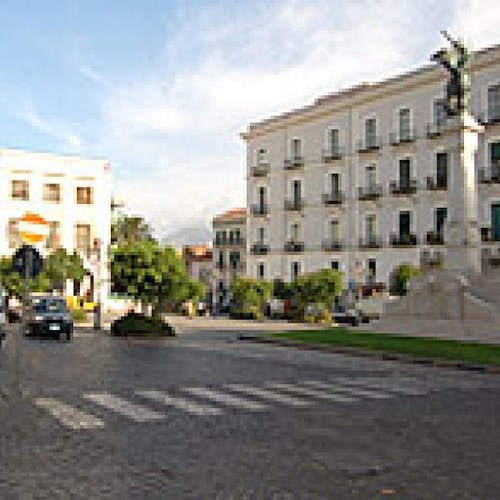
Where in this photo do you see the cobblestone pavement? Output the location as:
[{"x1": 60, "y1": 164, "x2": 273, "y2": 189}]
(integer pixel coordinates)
[{"x1": 0, "y1": 322, "x2": 499, "y2": 499}]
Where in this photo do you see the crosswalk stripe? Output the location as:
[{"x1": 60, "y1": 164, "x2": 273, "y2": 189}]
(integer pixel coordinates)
[
  {"x1": 84, "y1": 393, "x2": 165, "y2": 422},
  {"x1": 35, "y1": 397, "x2": 105, "y2": 430},
  {"x1": 301, "y1": 380, "x2": 393, "y2": 399},
  {"x1": 264, "y1": 382, "x2": 358, "y2": 403},
  {"x1": 136, "y1": 390, "x2": 222, "y2": 416},
  {"x1": 225, "y1": 384, "x2": 312, "y2": 407},
  {"x1": 182, "y1": 387, "x2": 267, "y2": 411},
  {"x1": 332, "y1": 377, "x2": 427, "y2": 396}
]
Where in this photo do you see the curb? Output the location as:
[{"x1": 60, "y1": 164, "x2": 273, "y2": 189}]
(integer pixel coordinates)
[{"x1": 237, "y1": 335, "x2": 500, "y2": 375}]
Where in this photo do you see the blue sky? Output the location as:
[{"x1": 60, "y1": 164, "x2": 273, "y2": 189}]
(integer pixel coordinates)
[{"x1": 0, "y1": 0, "x2": 498, "y2": 240}]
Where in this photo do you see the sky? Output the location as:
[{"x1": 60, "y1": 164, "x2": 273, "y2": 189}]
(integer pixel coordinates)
[{"x1": 0, "y1": 0, "x2": 499, "y2": 241}]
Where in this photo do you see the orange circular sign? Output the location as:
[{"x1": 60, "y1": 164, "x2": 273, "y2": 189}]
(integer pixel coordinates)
[{"x1": 18, "y1": 212, "x2": 49, "y2": 244}]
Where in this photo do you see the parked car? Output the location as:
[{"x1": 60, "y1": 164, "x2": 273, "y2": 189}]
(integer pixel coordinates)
[
  {"x1": 331, "y1": 305, "x2": 369, "y2": 327},
  {"x1": 26, "y1": 296, "x2": 73, "y2": 341},
  {"x1": 0, "y1": 292, "x2": 6, "y2": 343}
]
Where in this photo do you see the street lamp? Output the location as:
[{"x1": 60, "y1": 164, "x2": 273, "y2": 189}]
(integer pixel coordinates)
[{"x1": 92, "y1": 238, "x2": 102, "y2": 330}]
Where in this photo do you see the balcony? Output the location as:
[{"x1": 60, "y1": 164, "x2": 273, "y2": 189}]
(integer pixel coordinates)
[
  {"x1": 390, "y1": 233, "x2": 418, "y2": 247},
  {"x1": 215, "y1": 261, "x2": 226, "y2": 270},
  {"x1": 284, "y1": 198, "x2": 303, "y2": 211},
  {"x1": 358, "y1": 184, "x2": 383, "y2": 201},
  {"x1": 322, "y1": 147, "x2": 344, "y2": 163},
  {"x1": 214, "y1": 237, "x2": 227, "y2": 246},
  {"x1": 357, "y1": 137, "x2": 381, "y2": 153},
  {"x1": 478, "y1": 168, "x2": 500, "y2": 185},
  {"x1": 481, "y1": 227, "x2": 500, "y2": 243},
  {"x1": 389, "y1": 130, "x2": 416, "y2": 146},
  {"x1": 426, "y1": 122, "x2": 445, "y2": 139},
  {"x1": 478, "y1": 113, "x2": 500, "y2": 127},
  {"x1": 322, "y1": 191, "x2": 344, "y2": 205},
  {"x1": 482, "y1": 247, "x2": 500, "y2": 267},
  {"x1": 426, "y1": 231, "x2": 444, "y2": 245},
  {"x1": 358, "y1": 236, "x2": 383, "y2": 249},
  {"x1": 284, "y1": 241, "x2": 304, "y2": 253},
  {"x1": 227, "y1": 237, "x2": 245, "y2": 247},
  {"x1": 421, "y1": 249, "x2": 444, "y2": 269},
  {"x1": 426, "y1": 176, "x2": 447, "y2": 191},
  {"x1": 322, "y1": 239, "x2": 343, "y2": 251},
  {"x1": 250, "y1": 204, "x2": 269, "y2": 216},
  {"x1": 250, "y1": 163, "x2": 270, "y2": 177},
  {"x1": 389, "y1": 179, "x2": 418, "y2": 196},
  {"x1": 250, "y1": 243, "x2": 269, "y2": 255},
  {"x1": 284, "y1": 156, "x2": 304, "y2": 170}
]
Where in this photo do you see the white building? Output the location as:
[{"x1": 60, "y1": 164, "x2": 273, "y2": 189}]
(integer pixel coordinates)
[
  {"x1": 242, "y1": 42, "x2": 500, "y2": 290},
  {"x1": 0, "y1": 148, "x2": 112, "y2": 302},
  {"x1": 212, "y1": 208, "x2": 247, "y2": 308}
]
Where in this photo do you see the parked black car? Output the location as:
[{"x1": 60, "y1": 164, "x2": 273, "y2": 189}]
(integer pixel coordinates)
[{"x1": 26, "y1": 296, "x2": 73, "y2": 341}]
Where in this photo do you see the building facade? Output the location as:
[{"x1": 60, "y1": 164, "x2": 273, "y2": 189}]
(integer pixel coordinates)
[
  {"x1": 182, "y1": 244, "x2": 213, "y2": 295},
  {"x1": 0, "y1": 148, "x2": 112, "y2": 302},
  {"x1": 243, "y1": 43, "x2": 500, "y2": 288},
  {"x1": 212, "y1": 208, "x2": 247, "y2": 308}
]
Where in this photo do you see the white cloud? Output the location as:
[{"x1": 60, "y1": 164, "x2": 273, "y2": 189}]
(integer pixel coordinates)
[{"x1": 84, "y1": 0, "x2": 500, "y2": 239}]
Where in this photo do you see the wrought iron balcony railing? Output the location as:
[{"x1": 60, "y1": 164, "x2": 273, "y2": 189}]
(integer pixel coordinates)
[
  {"x1": 426, "y1": 231, "x2": 444, "y2": 245},
  {"x1": 358, "y1": 184, "x2": 383, "y2": 200},
  {"x1": 284, "y1": 198, "x2": 303, "y2": 211},
  {"x1": 322, "y1": 147, "x2": 344, "y2": 162},
  {"x1": 390, "y1": 233, "x2": 418, "y2": 247},
  {"x1": 478, "y1": 167, "x2": 500, "y2": 184},
  {"x1": 389, "y1": 130, "x2": 416, "y2": 146},
  {"x1": 357, "y1": 137, "x2": 381, "y2": 153},
  {"x1": 389, "y1": 179, "x2": 418, "y2": 195},
  {"x1": 250, "y1": 163, "x2": 270, "y2": 177},
  {"x1": 250, "y1": 243, "x2": 269, "y2": 255},
  {"x1": 358, "y1": 236, "x2": 383, "y2": 249},
  {"x1": 322, "y1": 191, "x2": 344, "y2": 205},
  {"x1": 426, "y1": 176, "x2": 447, "y2": 191},
  {"x1": 284, "y1": 156, "x2": 304, "y2": 170},
  {"x1": 284, "y1": 241, "x2": 304, "y2": 253},
  {"x1": 321, "y1": 239, "x2": 343, "y2": 251},
  {"x1": 426, "y1": 122, "x2": 445, "y2": 138},
  {"x1": 250, "y1": 204, "x2": 269, "y2": 216}
]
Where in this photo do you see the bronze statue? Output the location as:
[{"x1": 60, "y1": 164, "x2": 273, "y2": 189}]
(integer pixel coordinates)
[{"x1": 431, "y1": 31, "x2": 472, "y2": 116}]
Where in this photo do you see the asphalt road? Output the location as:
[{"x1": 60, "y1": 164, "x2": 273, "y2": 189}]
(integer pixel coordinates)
[{"x1": 0, "y1": 319, "x2": 499, "y2": 499}]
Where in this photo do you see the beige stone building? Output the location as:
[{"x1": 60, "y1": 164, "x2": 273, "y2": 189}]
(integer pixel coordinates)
[
  {"x1": 242, "y1": 43, "x2": 500, "y2": 289},
  {"x1": 212, "y1": 208, "x2": 246, "y2": 308}
]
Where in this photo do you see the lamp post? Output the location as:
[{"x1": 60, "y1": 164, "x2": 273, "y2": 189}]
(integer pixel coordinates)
[{"x1": 92, "y1": 238, "x2": 102, "y2": 330}]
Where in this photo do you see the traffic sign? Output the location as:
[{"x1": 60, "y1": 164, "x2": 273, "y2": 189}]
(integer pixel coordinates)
[
  {"x1": 18, "y1": 212, "x2": 49, "y2": 245},
  {"x1": 13, "y1": 245, "x2": 43, "y2": 278}
]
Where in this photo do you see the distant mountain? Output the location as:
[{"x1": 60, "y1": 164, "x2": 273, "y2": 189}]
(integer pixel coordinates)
[{"x1": 162, "y1": 224, "x2": 212, "y2": 248}]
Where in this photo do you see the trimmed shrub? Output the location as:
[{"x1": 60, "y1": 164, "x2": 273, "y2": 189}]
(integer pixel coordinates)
[
  {"x1": 71, "y1": 309, "x2": 88, "y2": 323},
  {"x1": 110, "y1": 312, "x2": 175, "y2": 337},
  {"x1": 390, "y1": 264, "x2": 422, "y2": 296}
]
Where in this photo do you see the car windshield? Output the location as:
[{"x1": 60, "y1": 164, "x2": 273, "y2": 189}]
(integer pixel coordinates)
[{"x1": 34, "y1": 299, "x2": 67, "y2": 313}]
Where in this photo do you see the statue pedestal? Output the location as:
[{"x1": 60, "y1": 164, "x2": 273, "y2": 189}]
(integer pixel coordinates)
[{"x1": 443, "y1": 112, "x2": 483, "y2": 274}]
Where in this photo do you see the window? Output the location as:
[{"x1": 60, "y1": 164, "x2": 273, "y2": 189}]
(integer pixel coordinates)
[
  {"x1": 258, "y1": 187, "x2": 267, "y2": 208},
  {"x1": 76, "y1": 186, "x2": 93, "y2": 205},
  {"x1": 258, "y1": 227, "x2": 265, "y2": 244},
  {"x1": 367, "y1": 259, "x2": 377, "y2": 284},
  {"x1": 490, "y1": 141, "x2": 500, "y2": 177},
  {"x1": 434, "y1": 99, "x2": 447, "y2": 127},
  {"x1": 492, "y1": 203, "x2": 500, "y2": 241},
  {"x1": 215, "y1": 231, "x2": 226, "y2": 245},
  {"x1": 366, "y1": 215, "x2": 376, "y2": 240},
  {"x1": 331, "y1": 261, "x2": 339, "y2": 271},
  {"x1": 291, "y1": 261, "x2": 300, "y2": 280},
  {"x1": 330, "y1": 173, "x2": 340, "y2": 193},
  {"x1": 291, "y1": 139, "x2": 301, "y2": 158},
  {"x1": 257, "y1": 148, "x2": 267, "y2": 165},
  {"x1": 436, "y1": 152, "x2": 448, "y2": 188},
  {"x1": 329, "y1": 219, "x2": 340, "y2": 240},
  {"x1": 399, "y1": 211, "x2": 411, "y2": 237},
  {"x1": 11, "y1": 180, "x2": 29, "y2": 201},
  {"x1": 435, "y1": 207, "x2": 447, "y2": 235},
  {"x1": 328, "y1": 129, "x2": 339, "y2": 155},
  {"x1": 8, "y1": 219, "x2": 21, "y2": 249},
  {"x1": 292, "y1": 179, "x2": 301, "y2": 202},
  {"x1": 399, "y1": 158, "x2": 411, "y2": 187},
  {"x1": 75, "y1": 224, "x2": 91, "y2": 257},
  {"x1": 488, "y1": 83, "x2": 500, "y2": 122},
  {"x1": 291, "y1": 222, "x2": 300, "y2": 242},
  {"x1": 365, "y1": 118, "x2": 377, "y2": 148},
  {"x1": 257, "y1": 263, "x2": 265, "y2": 279},
  {"x1": 399, "y1": 108, "x2": 411, "y2": 140},
  {"x1": 218, "y1": 252, "x2": 224, "y2": 267},
  {"x1": 47, "y1": 221, "x2": 61, "y2": 250},
  {"x1": 230, "y1": 251, "x2": 240, "y2": 270},
  {"x1": 366, "y1": 165, "x2": 376, "y2": 188},
  {"x1": 43, "y1": 183, "x2": 61, "y2": 203}
]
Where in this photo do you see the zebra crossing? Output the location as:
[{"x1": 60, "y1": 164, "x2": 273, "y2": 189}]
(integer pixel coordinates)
[{"x1": 34, "y1": 376, "x2": 433, "y2": 430}]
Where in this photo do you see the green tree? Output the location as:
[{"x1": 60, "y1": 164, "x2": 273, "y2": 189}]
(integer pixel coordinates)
[
  {"x1": 111, "y1": 215, "x2": 155, "y2": 245},
  {"x1": 390, "y1": 264, "x2": 421, "y2": 296},
  {"x1": 110, "y1": 240, "x2": 200, "y2": 315},
  {"x1": 43, "y1": 249, "x2": 86, "y2": 292},
  {"x1": 294, "y1": 268, "x2": 343, "y2": 317},
  {"x1": 230, "y1": 277, "x2": 273, "y2": 319},
  {"x1": 0, "y1": 256, "x2": 51, "y2": 299}
]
